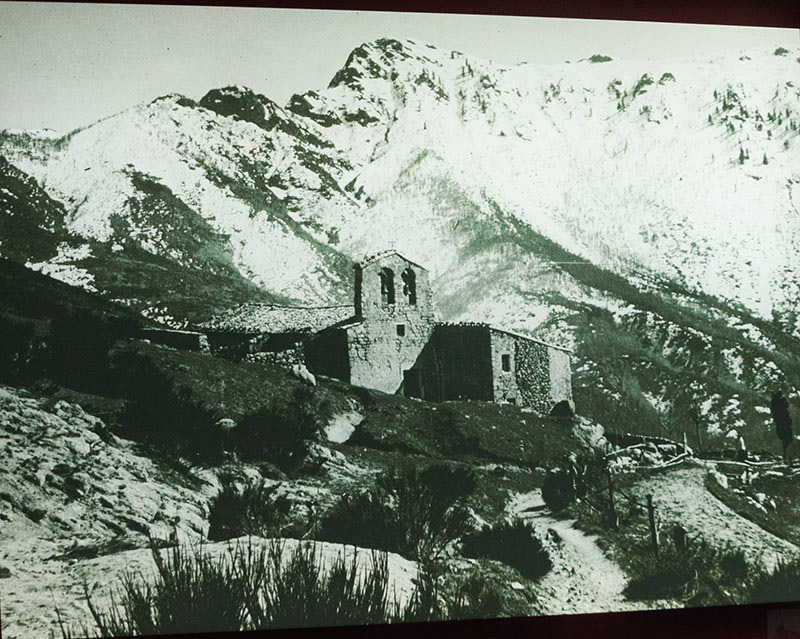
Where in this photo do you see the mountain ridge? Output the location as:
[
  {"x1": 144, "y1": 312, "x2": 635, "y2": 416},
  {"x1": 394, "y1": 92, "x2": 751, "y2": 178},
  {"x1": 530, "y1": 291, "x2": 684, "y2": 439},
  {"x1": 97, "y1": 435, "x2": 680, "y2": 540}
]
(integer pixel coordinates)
[{"x1": 1, "y1": 37, "x2": 799, "y2": 447}]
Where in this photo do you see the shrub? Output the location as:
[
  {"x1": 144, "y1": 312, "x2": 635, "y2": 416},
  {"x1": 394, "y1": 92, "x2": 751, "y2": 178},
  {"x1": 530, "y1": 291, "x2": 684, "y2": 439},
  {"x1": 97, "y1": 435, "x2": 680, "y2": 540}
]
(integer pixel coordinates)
[
  {"x1": 79, "y1": 543, "x2": 247, "y2": 637},
  {"x1": 58, "y1": 538, "x2": 501, "y2": 636},
  {"x1": 400, "y1": 562, "x2": 505, "y2": 622},
  {"x1": 207, "y1": 477, "x2": 290, "y2": 542},
  {"x1": 241, "y1": 542, "x2": 399, "y2": 629},
  {"x1": 314, "y1": 491, "x2": 394, "y2": 551},
  {"x1": 46, "y1": 310, "x2": 139, "y2": 395},
  {"x1": 624, "y1": 536, "x2": 751, "y2": 605},
  {"x1": 120, "y1": 381, "x2": 224, "y2": 464},
  {"x1": 231, "y1": 387, "x2": 330, "y2": 469},
  {"x1": 541, "y1": 470, "x2": 574, "y2": 511},
  {"x1": 444, "y1": 567, "x2": 505, "y2": 619},
  {"x1": 418, "y1": 462, "x2": 477, "y2": 505},
  {"x1": 747, "y1": 557, "x2": 800, "y2": 604},
  {"x1": 112, "y1": 351, "x2": 225, "y2": 464},
  {"x1": 461, "y1": 517, "x2": 552, "y2": 580},
  {"x1": 316, "y1": 463, "x2": 476, "y2": 563}
]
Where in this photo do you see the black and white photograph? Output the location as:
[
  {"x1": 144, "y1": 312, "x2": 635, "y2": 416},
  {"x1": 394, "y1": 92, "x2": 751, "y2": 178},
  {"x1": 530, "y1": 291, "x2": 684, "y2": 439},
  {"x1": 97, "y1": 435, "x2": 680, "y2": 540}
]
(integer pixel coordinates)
[{"x1": 0, "y1": 2, "x2": 798, "y2": 637}]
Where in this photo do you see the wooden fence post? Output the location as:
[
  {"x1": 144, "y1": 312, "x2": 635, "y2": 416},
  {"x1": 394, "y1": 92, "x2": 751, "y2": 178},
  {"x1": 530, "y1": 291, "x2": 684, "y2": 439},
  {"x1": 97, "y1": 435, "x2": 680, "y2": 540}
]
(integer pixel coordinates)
[
  {"x1": 606, "y1": 467, "x2": 619, "y2": 530},
  {"x1": 647, "y1": 494, "x2": 659, "y2": 556}
]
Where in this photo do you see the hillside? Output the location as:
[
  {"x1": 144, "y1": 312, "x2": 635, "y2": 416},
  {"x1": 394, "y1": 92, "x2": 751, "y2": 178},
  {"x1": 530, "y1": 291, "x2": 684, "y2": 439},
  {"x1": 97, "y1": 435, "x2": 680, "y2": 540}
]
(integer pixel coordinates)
[
  {"x1": 1, "y1": 39, "x2": 799, "y2": 452},
  {"x1": 0, "y1": 267, "x2": 611, "y2": 636}
]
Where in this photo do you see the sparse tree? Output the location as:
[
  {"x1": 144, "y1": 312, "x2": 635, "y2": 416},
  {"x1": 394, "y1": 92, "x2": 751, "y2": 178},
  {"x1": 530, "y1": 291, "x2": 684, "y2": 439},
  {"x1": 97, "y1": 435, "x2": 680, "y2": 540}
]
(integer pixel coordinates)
[
  {"x1": 770, "y1": 391, "x2": 794, "y2": 461},
  {"x1": 763, "y1": 153, "x2": 769, "y2": 165}
]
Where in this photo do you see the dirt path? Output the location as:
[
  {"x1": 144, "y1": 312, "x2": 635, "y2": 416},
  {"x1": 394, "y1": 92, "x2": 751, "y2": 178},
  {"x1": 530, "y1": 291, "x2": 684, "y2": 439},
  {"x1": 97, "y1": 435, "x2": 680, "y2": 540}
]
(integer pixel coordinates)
[
  {"x1": 627, "y1": 465, "x2": 799, "y2": 572},
  {"x1": 507, "y1": 491, "x2": 669, "y2": 615}
]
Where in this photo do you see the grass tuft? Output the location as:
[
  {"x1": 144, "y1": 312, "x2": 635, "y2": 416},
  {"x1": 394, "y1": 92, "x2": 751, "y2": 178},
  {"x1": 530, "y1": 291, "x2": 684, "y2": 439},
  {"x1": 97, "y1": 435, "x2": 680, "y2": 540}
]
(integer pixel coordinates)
[
  {"x1": 315, "y1": 463, "x2": 475, "y2": 563},
  {"x1": 461, "y1": 517, "x2": 552, "y2": 580},
  {"x1": 747, "y1": 557, "x2": 800, "y2": 604},
  {"x1": 207, "y1": 477, "x2": 290, "y2": 542},
  {"x1": 57, "y1": 538, "x2": 505, "y2": 636}
]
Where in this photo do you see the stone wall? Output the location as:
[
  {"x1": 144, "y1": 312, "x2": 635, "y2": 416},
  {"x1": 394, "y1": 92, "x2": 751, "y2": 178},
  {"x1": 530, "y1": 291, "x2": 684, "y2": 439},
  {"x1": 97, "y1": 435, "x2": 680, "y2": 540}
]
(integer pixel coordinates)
[
  {"x1": 487, "y1": 329, "x2": 572, "y2": 414},
  {"x1": 489, "y1": 329, "x2": 521, "y2": 404},
  {"x1": 245, "y1": 342, "x2": 305, "y2": 368},
  {"x1": 513, "y1": 336, "x2": 551, "y2": 412},
  {"x1": 138, "y1": 328, "x2": 210, "y2": 353},
  {"x1": 348, "y1": 254, "x2": 436, "y2": 394}
]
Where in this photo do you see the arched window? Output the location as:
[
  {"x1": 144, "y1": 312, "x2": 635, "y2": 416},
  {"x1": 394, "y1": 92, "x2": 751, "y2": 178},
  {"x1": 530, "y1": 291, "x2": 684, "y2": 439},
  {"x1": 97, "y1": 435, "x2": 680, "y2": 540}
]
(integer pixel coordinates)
[
  {"x1": 401, "y1": 267, "x2": 417, "y2": 305},
  {"x1": 379, "y1": 267, "x2": 395, "y2": 304}
]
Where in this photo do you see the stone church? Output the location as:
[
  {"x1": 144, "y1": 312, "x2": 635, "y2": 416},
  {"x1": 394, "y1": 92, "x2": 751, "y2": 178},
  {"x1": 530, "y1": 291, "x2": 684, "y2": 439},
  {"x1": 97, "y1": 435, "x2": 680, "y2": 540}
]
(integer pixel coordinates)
[{"x1": 200, "y1": 251, "x2": 573, "y2": 415}]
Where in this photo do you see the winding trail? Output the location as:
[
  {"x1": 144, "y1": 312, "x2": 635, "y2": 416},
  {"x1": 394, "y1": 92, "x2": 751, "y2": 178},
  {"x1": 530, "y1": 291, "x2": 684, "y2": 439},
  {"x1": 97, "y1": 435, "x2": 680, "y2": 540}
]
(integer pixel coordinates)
[
  {"x1": 507, "y1": 491, "x2": 670, "y2": 615},
  {"x1": 507, "y1": 464, "x2": 800, "y2": 616}
]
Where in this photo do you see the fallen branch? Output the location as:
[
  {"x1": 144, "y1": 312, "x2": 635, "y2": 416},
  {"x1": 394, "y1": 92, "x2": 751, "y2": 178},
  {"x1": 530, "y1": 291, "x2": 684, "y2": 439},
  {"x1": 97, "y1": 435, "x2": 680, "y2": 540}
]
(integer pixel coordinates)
[
  {"x1": 713, "y1": 459, "x2": 785, "y2": 471},
  {"x1": 605, "y1": 444, "x2": 652, "y2": 458},
  {"x1": 636, "y1": 453, "x2": 691, "y2": 471}
]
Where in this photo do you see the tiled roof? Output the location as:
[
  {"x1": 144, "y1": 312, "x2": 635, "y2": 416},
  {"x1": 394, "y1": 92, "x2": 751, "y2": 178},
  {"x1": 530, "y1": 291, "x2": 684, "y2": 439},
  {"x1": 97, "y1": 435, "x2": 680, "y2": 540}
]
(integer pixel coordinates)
[{"x1": 200, "y1": 304, "x2": 357, "y2": 334}]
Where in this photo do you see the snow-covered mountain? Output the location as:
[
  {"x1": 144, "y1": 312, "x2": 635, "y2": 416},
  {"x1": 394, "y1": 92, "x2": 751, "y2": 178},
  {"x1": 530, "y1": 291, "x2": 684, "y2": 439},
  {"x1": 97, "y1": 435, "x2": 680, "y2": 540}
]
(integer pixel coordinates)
[{"x1": 2, "y1": 38, "x2": 799, "y2": 445}]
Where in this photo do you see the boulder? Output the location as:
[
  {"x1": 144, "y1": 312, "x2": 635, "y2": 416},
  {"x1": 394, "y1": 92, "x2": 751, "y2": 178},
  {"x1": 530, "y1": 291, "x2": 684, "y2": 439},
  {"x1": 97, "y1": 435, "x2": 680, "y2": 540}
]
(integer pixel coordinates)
[
  {"x1": 291, "y1": 363, "x2": 317, "y2": 386},
  {"x1": 708, "y1": 469, "x2": 728, "y2": 490}
]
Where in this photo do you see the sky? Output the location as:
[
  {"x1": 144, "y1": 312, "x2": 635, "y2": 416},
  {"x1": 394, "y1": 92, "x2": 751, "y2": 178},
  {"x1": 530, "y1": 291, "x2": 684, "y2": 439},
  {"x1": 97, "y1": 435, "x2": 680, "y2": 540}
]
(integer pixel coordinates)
[{"x1": 0, "y1": 2, "x2": 797, "y2": 133}]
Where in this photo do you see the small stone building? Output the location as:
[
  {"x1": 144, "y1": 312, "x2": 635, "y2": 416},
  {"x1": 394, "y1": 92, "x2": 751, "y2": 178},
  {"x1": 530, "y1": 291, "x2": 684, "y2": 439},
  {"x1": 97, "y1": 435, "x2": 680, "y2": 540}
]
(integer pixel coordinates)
[{"x1": 200, "y1": 251, "x2": 573, "y2": 414}]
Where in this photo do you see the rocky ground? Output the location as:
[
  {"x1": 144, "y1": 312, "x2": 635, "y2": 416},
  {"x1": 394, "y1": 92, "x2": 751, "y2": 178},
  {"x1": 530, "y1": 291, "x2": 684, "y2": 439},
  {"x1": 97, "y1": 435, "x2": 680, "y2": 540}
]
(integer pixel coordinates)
[
  {"x1": 2, "y1": 381, "x2": 798, "y2": 638},
  {"x1": 629, "y1": 464, "x2": 800, "y2": 572},
  {"x1": 0, "y1": 385, "x2": 408, "y2": 638}
]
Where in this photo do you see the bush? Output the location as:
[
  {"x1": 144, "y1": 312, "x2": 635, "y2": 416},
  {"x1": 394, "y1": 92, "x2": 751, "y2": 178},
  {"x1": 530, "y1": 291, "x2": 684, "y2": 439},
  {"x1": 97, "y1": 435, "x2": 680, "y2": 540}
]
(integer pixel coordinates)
[
  {"x1": 313, "y1": 491, "x2": 394, "y2": 551},
  {"x1": 377, "y1": 465, "x2": 475, "y2": 562},
  {"x1": 316, "y1": 463, "x2": 476, "y2": 563},
  {"x1": 747, "y1": 557, "x2": 800, "y2": 604},
  {"x1": 207, "y1": 477, "x2": 290, "y2": 542},
  {"x1": 231, "y1": 387, "x2": 330, "y2": 469},
  {"x1": 542, "y1": 451, "x2": 608, "y2": 512},
  {"x1": 541, "y1": 470, "x2": 574, "y2": 511},
  {"x1": 624, "y1": 536, "x2": 751, "y2": 605},
  {"x1": 58, "y1": 538, "x2": 500, "y2": 636},
  {"x1": 444, "y1": 567, "x2": 505, "y2": 619},
  {"x1": 113, "y1": 351, "x2": 225, "y2": 464},
  {"x1": 120, "y1": 381, "x2": 224, "y2": 464},
  {"x1": 400, "y1": 562, "x2": 505, "y2": 622},
  {"x1": 79, "y1": 543, "x2": 247, "y2": 636},
  {"x1": 461, "y1": 517, "x2": 552, "y2": 580},
  {"x1": 47, "y1": 310, "x2": 139, "y2": 395}
]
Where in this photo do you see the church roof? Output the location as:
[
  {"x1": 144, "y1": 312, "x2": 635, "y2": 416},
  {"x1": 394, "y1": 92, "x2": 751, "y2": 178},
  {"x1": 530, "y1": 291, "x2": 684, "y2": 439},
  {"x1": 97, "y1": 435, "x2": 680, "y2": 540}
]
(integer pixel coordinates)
[
  {"x1": 357, "y1": 250, "x2": 427, "y2": 271},
  {"x1": 199, "y1": 303, "x2": 356, "y2": 335},
  {"x1": 435, "y1": 321, "x2": 573, "y2": 353}
]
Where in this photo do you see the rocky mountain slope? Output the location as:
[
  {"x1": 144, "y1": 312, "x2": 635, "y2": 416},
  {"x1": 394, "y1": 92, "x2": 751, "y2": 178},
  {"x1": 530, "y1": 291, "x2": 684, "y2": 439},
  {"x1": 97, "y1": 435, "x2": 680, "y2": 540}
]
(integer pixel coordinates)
[
  {"x1": 1, "y1": 38, "x2": 799, "y2": 447},
  {"x1": 0, "y1": 384, "x2": 422, "y2": 639}
]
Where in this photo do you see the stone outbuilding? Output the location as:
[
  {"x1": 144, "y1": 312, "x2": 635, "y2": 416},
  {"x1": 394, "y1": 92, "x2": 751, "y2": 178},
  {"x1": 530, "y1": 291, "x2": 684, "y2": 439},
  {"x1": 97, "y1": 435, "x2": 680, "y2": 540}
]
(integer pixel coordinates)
[{"x1": 200, "y1": 251, "x2": 573, "y2": 414}]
